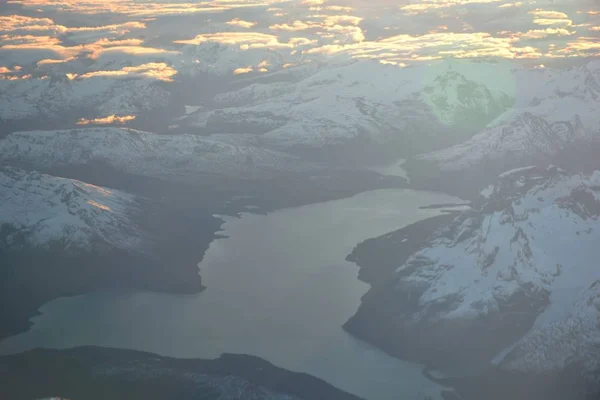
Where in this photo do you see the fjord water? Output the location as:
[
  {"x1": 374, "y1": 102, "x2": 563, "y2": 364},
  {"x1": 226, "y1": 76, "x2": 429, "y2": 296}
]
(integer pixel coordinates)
[{"x1": 0, "y1": 188, "x2": 461, "y2": 400}]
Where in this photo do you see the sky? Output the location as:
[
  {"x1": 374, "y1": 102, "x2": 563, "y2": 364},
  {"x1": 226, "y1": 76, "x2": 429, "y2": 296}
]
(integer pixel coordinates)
[{"x1": 0, "y1": 0, "x2": 598, "y2": 81}]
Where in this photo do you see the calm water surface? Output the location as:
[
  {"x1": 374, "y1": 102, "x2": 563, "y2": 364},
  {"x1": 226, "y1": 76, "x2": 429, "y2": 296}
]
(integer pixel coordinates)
[{"x1": 1, "y1": 188, "x2": 461, "y2": 400}]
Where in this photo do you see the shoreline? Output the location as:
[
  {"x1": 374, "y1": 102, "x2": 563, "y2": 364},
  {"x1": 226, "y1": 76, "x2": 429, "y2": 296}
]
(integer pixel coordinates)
[
  {"x1": 0, "y1": 183, "x2": 462, "y2": 400},
  {"x1": 342, "y1": 212, "x2": 465, "y2": 368},
  {"x1": 0, "y1": 164, "x2": 411, "y2": 343},
  {"x1": 0, "y1": 201, "x2": 223, "y2": 342},
  {"x1": 346, "y1": 212, "x2": 459, "y2": 286},
  {"x1": 342, "y1": 180, "x2": 600, "y2": 400}
]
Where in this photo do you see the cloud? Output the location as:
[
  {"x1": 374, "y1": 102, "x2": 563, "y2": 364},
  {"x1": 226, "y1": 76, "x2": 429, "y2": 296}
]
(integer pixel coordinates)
[
  {"x1": 322, "y1": 25, "x2": 365, "y2": 43},
  {"x1": 71, "y1": 63, "x2": 178, "y2": 82},
  {"x1": 530, "y1": 10, "x2": 569, "y2": 19},
  {"x1": 518, "y1": 28, "x2": 574, "y2": 40},
  {"x1": 400, "y1": 0, "x2": 502, "y2": 15},
  {"x1": 171, "y1": 0, "x2": 594, "y2": 65},
  {"x1": 7, "y1": 0, "x2": 277, "y2": 17},
  {"x1": 233, "y1": 66, "x2": 255, "y2": 74},
  {"x1": 269, "y1": 15, "x2": 362, "y2": 33},
  {"x1": 270, "y1": 21, "x2": 316, "y2": 31},
  {"x1": 533, "y1": 18, "x2": 573, "y2": 27},
  {"x1": 91, "y1": 38, "x2": 145, "y2": 47},
  {"x1": 3, "y1": 0, "x2": 598, "y2": 73},
  {"x1": 77, "y1": 115, "x2": 137, "y2": 125},
  {"x1": 0, "y1": 65, "x2": 32, "y2": 80},
  {"x1": 0, "y1": 15, "x2": 146, "y2": 38},
  {"x1": 89, "y1": 46, "x2": 180, "y2": 61},
  {"x1": 0, "y1": 15, "x2": 160, "y2": 66},
  {"x1": 557, "y1": 37, "x2": 600, "y2": 56},
  {"x1": 530, "y1": 9, "x2": 573, "y2": 27},
  {"x1": 321, "y1": 15, "x2": 363, "y2": 26},
  {"x1": 0, "y1": 35, "x2": 76, "y2": 64},
  {"x1": 0, "y1": 13, "x2": 180, "y2": 68},
  {"x1": 307, "y1": 31, "x2": 543, "y2": 61},
  {"x1": 266, "y1": 12, "x2": 365, "y2": 44},
  {"x1": 324, "y1": 6, "x2": 354, "y2": 13},
  {"x1": 175, "y1": 32, "x2": 295, "y2": 48},
  {"x1": 36, "y1": 58, "x2": 73, "y2": 65},
  {"x1": 0, "y1": 35, "x2": 177, "y2": 66},
  {"x1": 498, "y1": 2, "x2": 522, "y2": 8},
  {"x1": 0, "y1": 34, "x2": 62, "y2": 46},
  {"x1": 226, "y1": 18, "x2": 258, "y2": 29}
]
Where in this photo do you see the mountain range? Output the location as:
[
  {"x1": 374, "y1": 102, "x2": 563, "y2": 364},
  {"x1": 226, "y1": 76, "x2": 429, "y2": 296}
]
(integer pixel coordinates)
[
  {"x1": 406, "y1": 60, "x2": 600, "y2": 196},
  {"x1": 0, "y1": 127, "x2": 311, "y2": 180},
  {"x1": 346, "y1": 165, "x2": 600, "y2": 395},
  {"x1": 2, "y1": 52, "x2": 600, "y2": 399}
]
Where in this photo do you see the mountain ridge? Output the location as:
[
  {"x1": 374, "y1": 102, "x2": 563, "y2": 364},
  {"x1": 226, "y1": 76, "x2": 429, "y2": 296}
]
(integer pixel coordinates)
[{"x1": 345, "y1": 166, "x2": 600, "y2": 394}]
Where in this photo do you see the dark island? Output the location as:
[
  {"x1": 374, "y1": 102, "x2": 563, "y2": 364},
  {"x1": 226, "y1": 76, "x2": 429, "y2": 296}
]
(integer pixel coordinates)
[{"x1": 0, "y1": 346, "x2": 363, "y2": 400}]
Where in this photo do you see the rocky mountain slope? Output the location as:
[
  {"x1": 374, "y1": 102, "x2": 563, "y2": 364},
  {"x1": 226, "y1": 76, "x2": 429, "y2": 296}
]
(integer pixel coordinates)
[
  {"x1": 0, "y1": 347, "x2": 362, "y2": 400},
  {"x1": 346, "y1": 166, "x2": 600, "y2": 393},
  {"x1": 180, "y1": 60, "x2": 513, "y2": 162},
  {"x1": 0, "y1": 127, "x2": 311, "y2": 180},
  {"x1": 0, "y1": 74, "x2": 171, "y2": 124},
  {"x1": 0, "y1": 166, "x2": 215, "y2": 340},
  {"x1": 406, "y1": 61, "x2": 600, "y2": 197},
  {"x1": 0, "y1": 166, "x2": 142, "y2": 251},
  {"x1": 6, "y1": 58, "x2": 596, "y2": 176},
  {"x1": 4, "y1": 56, "x2": 599, "y2": 178}
]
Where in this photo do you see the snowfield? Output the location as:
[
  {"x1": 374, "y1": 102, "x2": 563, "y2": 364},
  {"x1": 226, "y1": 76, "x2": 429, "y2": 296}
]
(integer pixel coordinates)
[
  {"x1": 181, "y1": 60, "x2": 514, "y2": 152},
  {"x1": 0, "y1": 74, "x2": 170, "y2": 122},
  {"x1": 378, "y1": 166, "x2": 600, "y2": 380},
  {"x1": 0, "y1": 167, "x2": 142, "y2": 251}
]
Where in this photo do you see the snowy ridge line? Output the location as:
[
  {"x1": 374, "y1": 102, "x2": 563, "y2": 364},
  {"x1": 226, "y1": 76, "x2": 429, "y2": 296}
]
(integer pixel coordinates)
[{"x1": 0, "y1": 127, "x2": 311, "y2": 180}]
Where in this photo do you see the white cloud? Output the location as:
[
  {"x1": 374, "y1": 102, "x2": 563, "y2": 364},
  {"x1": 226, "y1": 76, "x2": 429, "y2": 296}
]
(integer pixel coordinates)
[{"x1": 226, "y1": 18, "x2": 258, "y2": 29}]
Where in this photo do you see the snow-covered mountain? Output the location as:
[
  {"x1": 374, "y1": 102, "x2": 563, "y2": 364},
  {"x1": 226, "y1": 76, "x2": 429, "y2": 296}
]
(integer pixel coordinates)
[
  {"x1": 0, "y1": 74, "x2": 170, "y2": 122},
  {"x1": 421, "y1": 70, "x2": 513, "y2": 131},
  {"x1": 412, "y1": 61, "x2": 600, "y2": 188},
  {"x1": 0, "y1": 167, "x2": 142, "y2": 251},
  {"x1": 0, "y1": 127, "x2": 311, "y2": 179},
  {"x1": 347, "y1": 166, "x2": 600, "y2": 387},
  {"x1": 180, "y1": 60, "x2": 513, "y2": 158}
]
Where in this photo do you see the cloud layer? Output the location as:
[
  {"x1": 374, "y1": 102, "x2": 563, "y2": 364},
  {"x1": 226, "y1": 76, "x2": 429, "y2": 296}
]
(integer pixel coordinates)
[{"x1": 1, "y1": 0, "x2": 598, "y2": 79}]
